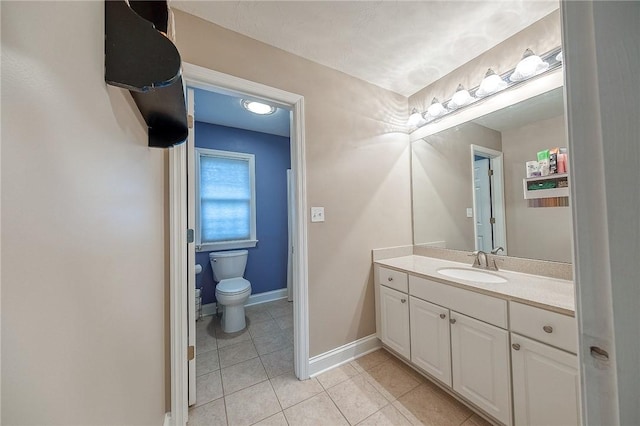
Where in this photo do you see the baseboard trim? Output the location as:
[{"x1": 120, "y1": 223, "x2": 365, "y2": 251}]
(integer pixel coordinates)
[
  {"x1": 246, "y1": 288, "x2": 288, "y2": 306},
  {"x1": 201, "y1": 303, "x2": 217, "y2": 317},
  {"x1": 309, "y1": 334, "x2": 381, "y2": 377},
  {"x1": 200, "y1": 288, "x2": 288, "y2": 317},
  {"x1": 163, "y1": 412, "x2": 171, "y2": 426}
]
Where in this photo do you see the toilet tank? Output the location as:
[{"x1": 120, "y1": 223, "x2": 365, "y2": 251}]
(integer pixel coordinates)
[{"x1": 209, "y1": 250, "x2": 248, "y2": 281}]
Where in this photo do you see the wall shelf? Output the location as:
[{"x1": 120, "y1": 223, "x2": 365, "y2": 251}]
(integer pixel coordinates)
[
  {"x1": 523, "y1": 173, "x2": 569, "y2": 200},
  {"x1": 105, "y1": 0, "x2": 188, "y2": 148}
]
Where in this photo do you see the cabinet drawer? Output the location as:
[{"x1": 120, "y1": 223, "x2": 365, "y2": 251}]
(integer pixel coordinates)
[
  {"x1": 510, "y1": 302, "x2": 577, "y2": 354},
  {"x1": 410, "y1": 275, "x2": 507, "y2": 328},
  {"x1": 378, "y1": 266, "x2": 408, "y2": 293}
]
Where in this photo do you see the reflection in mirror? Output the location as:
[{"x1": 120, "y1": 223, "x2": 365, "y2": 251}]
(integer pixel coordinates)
[{"x1": 412, "y1": 87, "x2": 572, "y2": 263}]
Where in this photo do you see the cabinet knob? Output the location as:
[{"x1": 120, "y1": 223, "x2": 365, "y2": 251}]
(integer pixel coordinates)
[
  {"x1": 401, "y1": 298, "x2": 406, "y2": 303},
  {"x1": 590, "y1": 346, "x2": 609, "y2": 361},
  {"x1": 543, "y1": 325, "x2": 553, "y2": 334},
  {"x1": 512, "y1": 343, "x2": 521, "y2": 351},
  {"x1": 450, "y1": 318, "x2": 456, "y2": 324},
  {"x1": 387, "y1": 277, "x2": 393, "y2": 281},
  {"x1": 440, "y1": 313, "x2": 446, "y2": 319}
]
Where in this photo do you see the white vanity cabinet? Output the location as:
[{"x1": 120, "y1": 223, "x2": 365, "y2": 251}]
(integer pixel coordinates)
[
  {"x1": 374, "y1": 261, "x2": 578, "y2": 426},
  {"x1": 450, "y1": 311, "x2": 511, "y2": 425},
  {"x1": 510, "y1": 302, "x2": 580, "y2": 425},
  {"x1": 409, "y1": 296, "x2": 451, "y2": 386},
  {"x1": 378, "y1": 279, "x2": 411, "y2": 359}
]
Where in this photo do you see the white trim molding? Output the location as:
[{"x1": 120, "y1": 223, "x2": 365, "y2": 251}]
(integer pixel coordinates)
[
  {"x1": 200, "y1": 288, "x2": 289, "y2": 317},
  {"x1": 169, "y1": 144, "x2": 189, "y2": 426},
  {"x1": 169, "y1": 63, "x2": 310, "y2": 424},
  {"x1": 309, "y1": 335, "x2": 382, "y2": 377},
  {"x1": 246, "y1": 288, "x2": 288, "y2": 306}
]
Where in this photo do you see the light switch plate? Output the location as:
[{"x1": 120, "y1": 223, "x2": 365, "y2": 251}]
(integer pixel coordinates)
[
  {"x1": 311, "y1": 207, "x2": 325, "y2": 222},
  {"x1": 466, "y1": 208, "x2": 473, "y2": 218}
]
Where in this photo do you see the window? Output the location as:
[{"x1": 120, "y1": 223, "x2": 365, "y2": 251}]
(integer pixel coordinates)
[{"x1": 195, "y1": 148, "x2": 257, "y2": 251}]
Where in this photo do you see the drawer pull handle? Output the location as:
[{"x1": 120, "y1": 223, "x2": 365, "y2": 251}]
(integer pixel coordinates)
[
  {"x1": 388, "y1": 277, "x2": 393, "y2": 281},
  {"x1": 450, "y1": 318, "x2": 457, "y2": 324},
  {"x1": 590, "y1": 346, "x2": 609, "y2": 361},
  {"x1": 543, "y1": 325, "x2": 553, "y2": 333},
  {"x1": 439, "y1": 313, "x2": 446, "y2": 319},
  {"x1": 512, "y1": 343, "x2": 521, "y2": 351},
  {"x1": 401, "y1": 298, "x2": 406, "y2": 303}
]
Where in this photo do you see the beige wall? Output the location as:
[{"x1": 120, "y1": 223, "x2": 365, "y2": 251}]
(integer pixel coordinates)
[
  {"x1": 409, "y1": 10, "x2": 561, "y2": 108},
  {"x1": 412, "y1": 123, "x2": 502, "y2": 250},
  {"x1": 172, "y1": 11, "x2": 412, "y2": 357},
  {"x1": 503, "y1": 115, "x2": 572, "y2": 262},
  {"x1": 1, "y1": 2, "x2": 166, "y2": 424}
]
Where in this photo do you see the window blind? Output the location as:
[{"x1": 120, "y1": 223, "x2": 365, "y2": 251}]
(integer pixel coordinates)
[{"x1": 199, "y1": 155, "x2": 251, "y2": 243}]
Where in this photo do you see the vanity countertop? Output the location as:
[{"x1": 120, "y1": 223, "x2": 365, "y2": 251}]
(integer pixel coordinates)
[{"x1": 375, "y1": 255, "x2": 575, "y2": 316}]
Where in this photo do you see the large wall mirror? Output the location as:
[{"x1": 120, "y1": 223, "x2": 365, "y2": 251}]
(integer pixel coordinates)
[{"x1": 412, "y1": 86, "x2": 572, "y2": 263}]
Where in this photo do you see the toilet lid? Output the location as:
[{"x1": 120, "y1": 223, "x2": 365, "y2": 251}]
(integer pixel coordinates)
[{"x1": 216, "y1": 278, "x2": 251, "y2": 295}]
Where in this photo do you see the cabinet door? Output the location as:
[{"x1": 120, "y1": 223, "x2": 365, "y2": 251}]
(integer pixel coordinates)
[
  {"x1": 379, "y1": 285, "x2": 410, "y2": 359},
  {"x1": 409, "y1": 296, "x2": 451, "y2": 386},
  {"x1": 451, "y1": 312, "x2": 511, "y2": 426},
  {"x1": 511, "y1": 333, "x2": 580, "y2": 426}
]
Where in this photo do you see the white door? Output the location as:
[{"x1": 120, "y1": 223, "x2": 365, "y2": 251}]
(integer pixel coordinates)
[
  {"x1": 451, "y1": 312, "x2": 511, "y2": 426},
  {"x1": 186, "y1": 88, "x2": 197, "y2": 406},
  {"x1": 409, "y1": 296, "x2": 451, "y2": 386},
  {"x1": 511, "y1": 334, "x2": 580, "y2": 426},
  {"x1": 379, "y1": 285, "x2": 410, "y2": 359},
  {"x1": 473, "y1": 157, "x2": 493, "y2": 252}
]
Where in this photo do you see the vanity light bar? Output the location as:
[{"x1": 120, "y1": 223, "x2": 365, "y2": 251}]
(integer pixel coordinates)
[{"x1": 415, "y1": 46, "x2": 563, "y2": 127}]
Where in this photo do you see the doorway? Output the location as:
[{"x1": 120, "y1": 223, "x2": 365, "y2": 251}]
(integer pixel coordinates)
[
  {"x1": 168, "y1": 63, "x2": 309, "y2": 426},
  {"x1": 470, "y1": 145, "x2": 507, "y2": 254}
]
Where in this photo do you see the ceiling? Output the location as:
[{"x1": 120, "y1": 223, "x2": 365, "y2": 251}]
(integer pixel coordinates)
[
  {"x1": 172, "y1": 1, "x2": 559, "y2": 97},
  {"x1": 193, "y1": 88, "x2": 291, "y2": 137}
]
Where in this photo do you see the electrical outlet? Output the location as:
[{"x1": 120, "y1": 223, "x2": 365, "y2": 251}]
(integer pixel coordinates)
[
  {"x1": 311, "y1": 207, "x2": 325, "y2": 222},
  {"x1": 466, "y1": 208, "x2": 473, "y2": 218}
]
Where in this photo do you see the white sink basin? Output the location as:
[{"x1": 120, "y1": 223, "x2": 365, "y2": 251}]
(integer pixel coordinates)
[{"x1": 437, "y1": 267, "x2": 507, "y2": 284}]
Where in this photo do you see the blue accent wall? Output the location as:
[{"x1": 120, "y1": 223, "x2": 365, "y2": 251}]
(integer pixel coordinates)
[{"x1": 195, "y1": 122, "x2": 291, "y2": 305}]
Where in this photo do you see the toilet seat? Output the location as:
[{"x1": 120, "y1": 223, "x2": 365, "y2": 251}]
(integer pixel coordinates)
[{"x1": 216, "y1": 278, "x2": 251, "y2": 296}]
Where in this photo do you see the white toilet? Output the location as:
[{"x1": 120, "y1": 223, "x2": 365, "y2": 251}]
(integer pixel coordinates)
[{"x1": 209, "y1": 250, "x2": 252, "y2": 333}]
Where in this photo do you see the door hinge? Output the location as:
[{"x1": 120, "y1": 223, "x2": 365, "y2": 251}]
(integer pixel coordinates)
[
  {"x1": 490, "y1": 217, "x2": 496, "y2": 224},
  {"x1": 187, "y1": 229, "x2": 194, "y2": 243},
  {"x1": 488, "y1": 168, "x2": 494, "y2": 176},
  {"x1": 188, "y1": 114, "x2": 194, "y2": 129},
  {"x1": 188, "y1": 345, "x2": 195, "y2": 361}
]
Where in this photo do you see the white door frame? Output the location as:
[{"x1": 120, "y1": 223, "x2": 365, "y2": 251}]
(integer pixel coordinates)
[
  {"x1": 168, "y1": 63, "x2": 309, "y2": 425},
  {"x1": 469, "y1": 144, "x2": 507, "y2": 255}
]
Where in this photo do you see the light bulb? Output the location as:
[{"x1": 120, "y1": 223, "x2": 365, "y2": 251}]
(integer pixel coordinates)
[
  {"x1": 476, "y1": 68, "x2": 507, "y2": 98},
  {"x1": 407, "y1": 108, "x2": 427, "y2": 127},
  {"x1": 449, "y1": 84, "x2": 472, "y2": 109},
  {"x1": 510, "y1": 49, "x2": 549, "y2": 82},
  {"x1": 426, "y1": 98, "x2": 446, "y2": 120}
]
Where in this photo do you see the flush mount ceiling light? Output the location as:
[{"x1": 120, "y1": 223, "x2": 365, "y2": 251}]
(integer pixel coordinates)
[
  {"x1": 425, "y1": 97, "x2": 447, "y2": 121},
  {"x1": 241, "y1": 99, "x2": 276, "y2": 115},
  {"x1": 476, "y1": 68, "x2": 508, "y2": 98},
  {"x1": 510, "y1": 49, "x2": 549, "y2": 82},
  {"x1": 407, "y1": 108, "x2": 427, "y2": 127},
  {"x1": 448, "y1": 84, "x2": 473, "y2": 110}
]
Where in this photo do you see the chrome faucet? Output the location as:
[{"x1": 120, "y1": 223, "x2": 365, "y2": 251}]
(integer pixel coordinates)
[
  {"x1": 471, "y1": 250, "x2": 488, "y2": 269},
  {"x1": 471, "y1": 250, "x2": 499, "y2": 271},
  {"x1": 491, "y1": 246, "x2": 504, "y2": 255}
]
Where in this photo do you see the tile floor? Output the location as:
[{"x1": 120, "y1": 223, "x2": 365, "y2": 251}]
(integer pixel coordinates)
[{"x1": 189, "y1": 299, "x2": 493, "y2": 426}]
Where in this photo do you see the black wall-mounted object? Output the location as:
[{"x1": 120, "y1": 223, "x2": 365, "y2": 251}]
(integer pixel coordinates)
[{"x1": 105, "y1": 0, "x2": 188, "y2": 148}]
